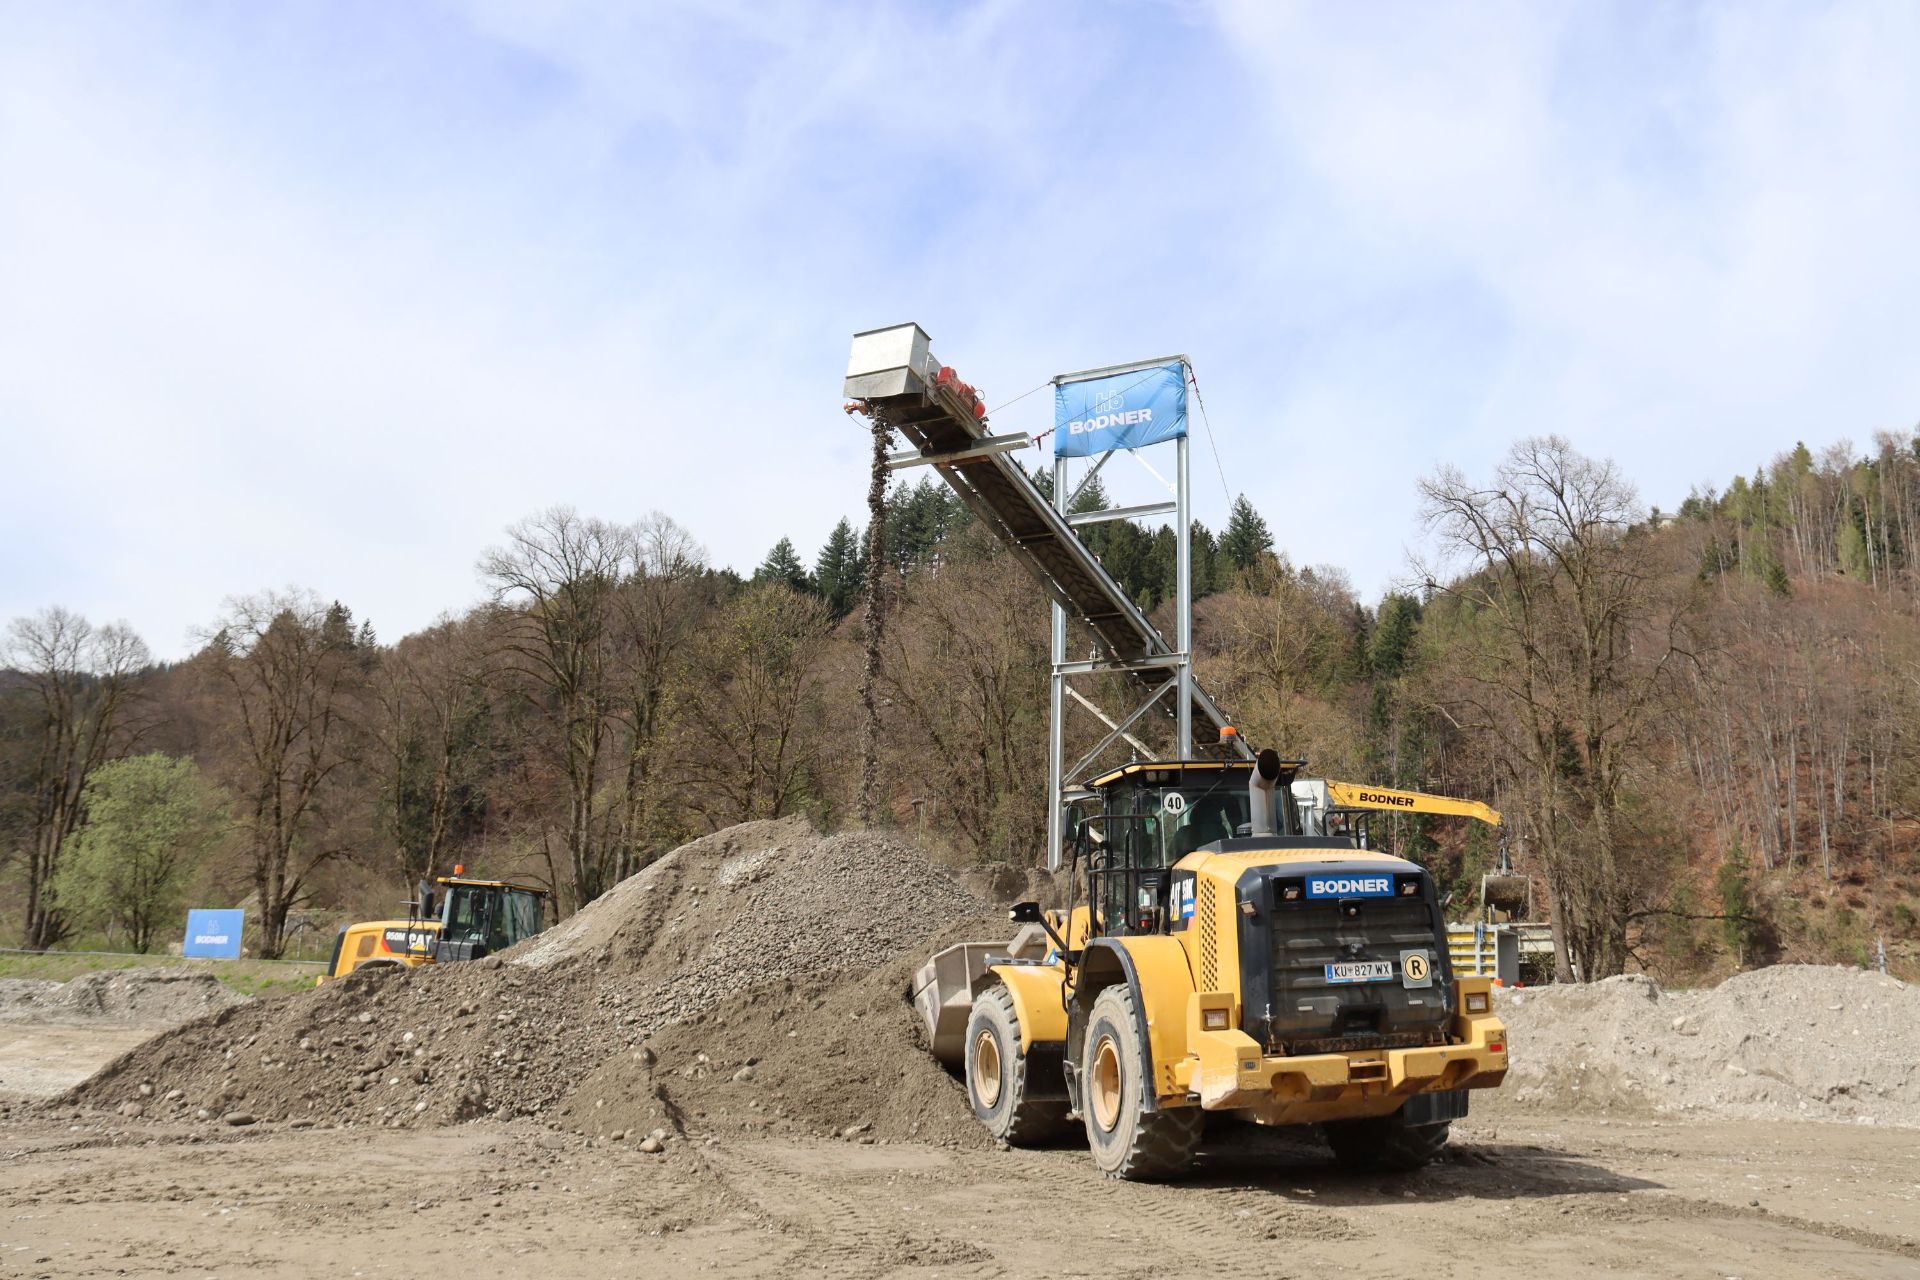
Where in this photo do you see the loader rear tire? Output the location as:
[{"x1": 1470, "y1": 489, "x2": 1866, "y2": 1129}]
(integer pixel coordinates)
[
  {"x1": 1080, "y1": 984, "x2": 1201, "y2": 1181},
  {"x1": 1322, "y1": 1111, "x2": 1451, "y2": 1172},
  {"x1": 965, "y1": 988, "x2": 1070, "y2": 1146}
]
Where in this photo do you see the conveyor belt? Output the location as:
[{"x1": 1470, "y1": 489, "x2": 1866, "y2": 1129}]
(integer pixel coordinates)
[{"x1": 848, "y1": 360, "x2": 1236, "y2": 748}]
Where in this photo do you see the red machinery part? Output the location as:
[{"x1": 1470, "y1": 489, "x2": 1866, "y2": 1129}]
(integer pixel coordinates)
[{"x1": 933, "y1": 366, "x2": 986, "y2": 418}]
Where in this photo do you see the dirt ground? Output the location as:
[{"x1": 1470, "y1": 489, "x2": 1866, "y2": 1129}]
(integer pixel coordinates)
[
  {"x1": 7, "y1": 821, "x2": 1916, "y2": 1278},
  {"x1": 0, "y1": 1024, "x2": 155, "y2": 1099},
  {"x1": 2, "y1": 1022, "x2": 1916, "y2": 1279}
]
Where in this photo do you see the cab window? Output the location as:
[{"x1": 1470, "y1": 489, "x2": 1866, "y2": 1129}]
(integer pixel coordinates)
[
  {"x1": 502, "y1": 890, "x2": 542, "y2": 946},
  {"x1": 442, "y1": 886, "x2": 492, "y2": 946}
]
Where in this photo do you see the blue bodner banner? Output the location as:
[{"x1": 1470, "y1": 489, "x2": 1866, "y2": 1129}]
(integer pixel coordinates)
[
  {"x1": 182, "y1": 909, "x2": 245, "y2": 959},
  {"x1": 1054, "y1": 361, "x2": 1188, "y2": 457}
]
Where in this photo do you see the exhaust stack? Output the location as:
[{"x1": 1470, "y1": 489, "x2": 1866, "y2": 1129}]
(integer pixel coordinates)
[{"x1": 1249, "y1": 748, "x2": 1283, "y2": 837}]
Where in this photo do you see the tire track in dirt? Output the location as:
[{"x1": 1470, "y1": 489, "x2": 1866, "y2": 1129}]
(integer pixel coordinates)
[
  {"x1": 697, "y1": 1142, "x2": 998, "y2": 1279},
  {"x1": 936, "y1": 1143, "x2": 1343, "y2": 1276},
  {"x1": 1592, "y1": 1190, "x2": 1920, "y2": 1262}
]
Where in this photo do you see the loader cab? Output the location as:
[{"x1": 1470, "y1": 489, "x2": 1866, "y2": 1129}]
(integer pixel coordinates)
[
  {"x1": 1071, "y1": 759, "x2": 1307, "y2": 937},
  {"x1": 432, "y1": 875, "x2": 548, "y2": 960}
]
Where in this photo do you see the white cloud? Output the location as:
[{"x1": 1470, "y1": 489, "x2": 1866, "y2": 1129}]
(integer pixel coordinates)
[{"x1": 2, "y1": 2, "x2": 1917, "y2": 656}]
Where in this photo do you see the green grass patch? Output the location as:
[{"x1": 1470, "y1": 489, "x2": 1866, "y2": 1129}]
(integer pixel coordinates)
[{"x1": 0, "y1": 950, "x2": 322, "y2": 998}]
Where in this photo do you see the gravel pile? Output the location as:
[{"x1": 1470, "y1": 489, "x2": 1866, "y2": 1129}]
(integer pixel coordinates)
[
  {"x1": 0, "y1": 969, "x2": 247, "y2": 1027},
  {"x1": 70, "y1": 818, "x2": 993, "y2": 1137},
  {"x1": 1496, "y1": 965, "x2": 1920, "y2": 1126},
  {"x1": 558, "y1": 914, "x2": 1006, "y2": 1151}
]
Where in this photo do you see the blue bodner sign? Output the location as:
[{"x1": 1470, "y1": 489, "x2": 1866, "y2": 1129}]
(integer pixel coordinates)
[
  {"x1": 182, "y1": 909, "x2": 245, "y2": 959},
  {"x1": 1054, "y1": 361, "x2": 1188, "y2": 458},
  {"x1": 1305, "y1": 874, "x2": 1394, "y2": 899}
]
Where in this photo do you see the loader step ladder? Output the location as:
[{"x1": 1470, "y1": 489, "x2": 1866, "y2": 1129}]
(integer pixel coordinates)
[{"x1": 845, "y1": 324, "x2": 1248, "y2": 867}]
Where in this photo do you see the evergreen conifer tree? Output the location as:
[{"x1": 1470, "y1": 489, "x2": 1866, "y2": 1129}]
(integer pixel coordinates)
[
  {"x1": 1368, "y1": 594, "x2": 1421, "y2": 679},
  {"x1": 1218, "y1": 495, "x2": 1273, "y2": 570},
  {"x1": 1066, "y1": 472, "x2": 1110, "y2": 516},
  {"x1": 320, "y1": 602, "x2": 356, "y2": 650},
  {"x1": 814, "y1": 519, "x2": 864, "y2": 618},
  {"x1": 754, "y1": 537, "x2": 812, "y2": 593},
  {"x1": 1190, "y1": 521, "x2": 1220, "y2": 598}
]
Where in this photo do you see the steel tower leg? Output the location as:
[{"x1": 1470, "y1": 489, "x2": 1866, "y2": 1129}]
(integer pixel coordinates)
[
  {"x1": 1176, "y1": 434, "x2": 1193, "y2": 759},
  {"x1": 1047, "y1": 454, "x2": 1069, "y2": 871}
]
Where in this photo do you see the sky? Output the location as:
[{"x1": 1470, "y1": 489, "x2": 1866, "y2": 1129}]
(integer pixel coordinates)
[{"x1": 3, "y1": 1, "x2": 1918, "y2": 659}]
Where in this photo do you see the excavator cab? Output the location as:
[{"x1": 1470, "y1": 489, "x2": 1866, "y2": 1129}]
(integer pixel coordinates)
[
  {"x1": 318, "y1": 871, "x2": 549, "y2": 984},
  {"x1": 433, "y1": 877, "x2": 548, "y2": 962}
]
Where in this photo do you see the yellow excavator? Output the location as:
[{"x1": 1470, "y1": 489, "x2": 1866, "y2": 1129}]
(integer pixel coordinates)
[
  {"x1": 317, "y1": 868, "x2": 549, "y2": 985},
  {"x1": 1292, "y1": 778, "x2": 1499, "y2": 839},
  {"x1": 1294, "y1": 779, "x2": 1531, "y2": 920}
]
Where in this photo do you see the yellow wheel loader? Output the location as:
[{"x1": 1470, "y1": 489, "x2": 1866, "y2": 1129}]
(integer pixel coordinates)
[
  {"x1": 317, "y1": 869, "x2": 549, "y2": 985},
  {"x1": 913, "y1": 751, "x2": 1508, "y2": 1180}
]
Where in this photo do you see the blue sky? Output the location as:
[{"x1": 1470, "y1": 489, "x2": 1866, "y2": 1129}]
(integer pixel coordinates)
[{"x1": 3, "y1": 1, "x2": 1918, "y2": 657}]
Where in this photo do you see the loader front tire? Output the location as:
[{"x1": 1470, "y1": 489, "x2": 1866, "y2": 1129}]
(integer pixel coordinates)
[
  {"x1": 1080, "y1": 984, "x2": 1200, "y2": 1180},
  {"x1": 965, "y1": 987, "x2": 1070, "y2": 1146},
  {"x1": 1322, "y1": 1111, "x2": 1451, "y2": 1172}
]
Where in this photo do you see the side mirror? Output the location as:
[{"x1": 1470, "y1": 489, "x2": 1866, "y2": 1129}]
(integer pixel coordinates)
[{"x1": 1008, "y1": 900, "x2": 1044, "y2": 924}]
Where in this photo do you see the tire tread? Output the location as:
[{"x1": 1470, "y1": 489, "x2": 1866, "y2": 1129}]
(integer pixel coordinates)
[
  {"x1": 1083, "y1": 985, "x2": 1201, "y2": 1181},
  {"x1": 968, "y1": 988, "x2": 1071, "y2": 1146},
  {"x1": 1323, "y1": 1113, "x2": 1450, "y2": 1172}
]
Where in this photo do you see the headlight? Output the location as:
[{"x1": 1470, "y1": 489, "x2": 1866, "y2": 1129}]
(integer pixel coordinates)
[
  {"x1": 1203, "y1": 1008, "x2": 1230, "y2": 1030},
  {"x1": 1465, "y1": 992, "x2": 1490, "y2": 1014}
]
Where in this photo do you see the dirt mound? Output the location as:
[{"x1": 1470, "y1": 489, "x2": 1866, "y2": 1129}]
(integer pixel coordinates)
[
  {"x1": 70, "y1": 818, "x2": 993, "y2": 1135},
  {"x1": 0, "y1": 969, "x2": 247, "y2": 1027},
  {"x1": 558, "y1": 914, "x2": 1007, "y2": 1150},
  {"x1": 1497, "y1": 965, "x2": 1920, "y2": 1126}
]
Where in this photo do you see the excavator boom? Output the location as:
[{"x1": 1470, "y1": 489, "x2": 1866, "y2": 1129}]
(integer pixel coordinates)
[{"x1": 1321, "y1": 781, "x2": 1501, "y2": 828}]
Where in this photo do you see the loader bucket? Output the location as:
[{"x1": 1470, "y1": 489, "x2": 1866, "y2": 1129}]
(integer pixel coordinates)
[
  {"x1": 1480, "y1": 873, "x2": 1533, "y2": 919},
  {"x1": 909, "y1": 942, "x2": 1000, "y2": 1068}
]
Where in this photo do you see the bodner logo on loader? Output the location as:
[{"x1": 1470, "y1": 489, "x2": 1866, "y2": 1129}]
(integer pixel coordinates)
[{"x1": 1305, "y1": 874, "x2": 1393, "y2": 899}]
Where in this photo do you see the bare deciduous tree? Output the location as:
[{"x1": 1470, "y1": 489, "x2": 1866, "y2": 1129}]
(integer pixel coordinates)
[
  {"x1": 480, "y1": 507, "x2": 637, "y2": 912},
  {"x1": 677, "y1": 582, "x2": 831, "y2": 827},
  {"x1": 877, "y1": 545, "x2": 1047, "y2": 860},
  {"x1": 1418, "y1": 436, "x2": 1697, "y2": 981},
  {"x1": 3, "y1": 608, "x2": 149, "y2": 948},
  {"x1": 606, "y1": 514, "x2": 708, "y2": 881},
  {"x1": 200, "y1": 591, "x2": 364, "y2": 958},
  {"x1": 368, "y1": 614, "x2": 490, "y2": 893}
]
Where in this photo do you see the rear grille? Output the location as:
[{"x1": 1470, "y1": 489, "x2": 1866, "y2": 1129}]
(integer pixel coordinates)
[
  {"x1": 1289, "y1": 1030, "x2": 1442, "y2": 1056},
  {"x1": 1264, "y1": 898, "x2": 1449, "y2": 1054},
  {"x1": 1197, "y1": 880, "x2": 1220, "y2": 991}
]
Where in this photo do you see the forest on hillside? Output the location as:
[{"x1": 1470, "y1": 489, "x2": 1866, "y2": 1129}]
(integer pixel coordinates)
[{"x1": 4, "y1": 430, "x2": 1919, "y2": 982}]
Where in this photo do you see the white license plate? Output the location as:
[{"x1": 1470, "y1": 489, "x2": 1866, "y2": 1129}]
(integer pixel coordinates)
[{"x1": 1324, "y1": 961, "x2": 1394, "y2": 985}]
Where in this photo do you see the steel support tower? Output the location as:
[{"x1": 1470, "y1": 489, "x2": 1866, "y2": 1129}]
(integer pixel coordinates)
[{"x1": 845, "y1": 324, "x2": 1249, "y2": 868}]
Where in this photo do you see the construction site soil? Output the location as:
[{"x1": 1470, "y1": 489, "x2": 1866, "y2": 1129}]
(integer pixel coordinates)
[
  {"x1": 9, "y1": 819, "x2": 1918, "y2": 1276},
  {"x1": 68, "y1": 818, "x2": 998, "y2": 1140},
  {"x1": 0, "y1": 969, "x2": 246, "y2": 1028},
  {"x1": 1497, "y1": 966, "x2": 1920, "y2": 1126}
]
